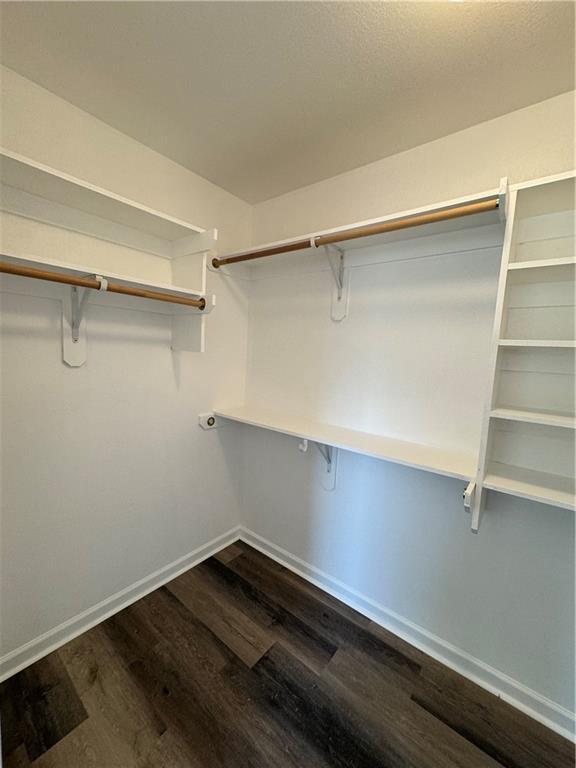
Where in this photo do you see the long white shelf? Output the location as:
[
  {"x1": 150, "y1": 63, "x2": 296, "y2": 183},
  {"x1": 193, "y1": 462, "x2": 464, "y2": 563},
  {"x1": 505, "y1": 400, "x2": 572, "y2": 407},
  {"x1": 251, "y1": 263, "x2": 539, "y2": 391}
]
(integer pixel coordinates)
[
  {"x1": 0, "y1": 251, "x2": 210, "y2": 315},
  {"x1": 490, "y1": 407, "x2": 576, "y2": 429},
  {"x1": 483, "y1": 463, "x2": 575, "y2": 511},
  {"x1": 214, "y1": 406, "x2": 476, "y2": 481},
  {"x1": 0, "y1": 149, "x2": 214, "y2": 258}
]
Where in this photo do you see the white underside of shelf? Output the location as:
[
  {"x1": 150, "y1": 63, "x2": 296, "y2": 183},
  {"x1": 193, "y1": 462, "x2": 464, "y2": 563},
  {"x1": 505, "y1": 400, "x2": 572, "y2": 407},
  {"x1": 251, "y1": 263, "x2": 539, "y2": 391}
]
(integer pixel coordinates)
[
  {"x1": 0, "y1": 148, "x2": 203, "y2": 242},
  {"x1": 214, "y1": 406, "x2": 476, "y2": 481},
  {"x1": 490, "y1": 407, "x2": 576, "y2": 429},
  {"x1": 1, "y1": 150, "x2": 219, "y2": 259},
  {"x1": 484, "y1": 462, "x2": 575, "y2": 510}
]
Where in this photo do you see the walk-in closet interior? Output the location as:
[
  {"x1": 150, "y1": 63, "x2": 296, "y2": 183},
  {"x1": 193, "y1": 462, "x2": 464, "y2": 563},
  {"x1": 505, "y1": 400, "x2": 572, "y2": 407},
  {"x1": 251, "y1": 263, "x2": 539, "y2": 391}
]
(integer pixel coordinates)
[{"x1": 0, "y1": 2, "x2": 574, "y2": 766}]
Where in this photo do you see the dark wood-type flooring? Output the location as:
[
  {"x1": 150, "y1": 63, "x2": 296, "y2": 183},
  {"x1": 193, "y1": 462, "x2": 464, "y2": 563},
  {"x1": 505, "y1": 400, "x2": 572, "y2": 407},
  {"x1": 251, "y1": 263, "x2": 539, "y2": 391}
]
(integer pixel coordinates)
[{"x1": 1, "y1": 541, "x2": 573, "y2": 767}]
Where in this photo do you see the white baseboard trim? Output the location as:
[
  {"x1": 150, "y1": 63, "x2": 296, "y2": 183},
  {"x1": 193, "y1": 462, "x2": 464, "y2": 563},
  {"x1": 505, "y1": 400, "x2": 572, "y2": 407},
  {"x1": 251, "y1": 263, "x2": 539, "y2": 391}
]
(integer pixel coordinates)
[
  {"x1": 0, "y1": 525, "x2": 242, "y2": 683},
  {"x1": 239, "y1": 526, "x2": 575, "y2": 741}
]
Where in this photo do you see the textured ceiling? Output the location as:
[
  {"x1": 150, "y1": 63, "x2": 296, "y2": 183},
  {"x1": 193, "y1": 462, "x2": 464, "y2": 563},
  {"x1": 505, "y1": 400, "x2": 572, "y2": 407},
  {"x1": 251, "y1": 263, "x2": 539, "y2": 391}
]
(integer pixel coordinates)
[{"x1": 0, "y1": 2, "x2": 574, "y2": 203}]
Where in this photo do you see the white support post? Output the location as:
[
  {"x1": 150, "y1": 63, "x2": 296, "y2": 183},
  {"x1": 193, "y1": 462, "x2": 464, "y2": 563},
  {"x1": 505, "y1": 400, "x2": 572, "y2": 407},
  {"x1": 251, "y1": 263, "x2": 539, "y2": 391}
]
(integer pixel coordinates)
[
  {"x1": 70, "y1": 286, "x2": 90, "y2": 343},
  {"x1": 171, "y1": 248, "x2": 215, "y2": 353},
  {"x1": 471, "y1": 182, "x2": 516, "y2": 532}
]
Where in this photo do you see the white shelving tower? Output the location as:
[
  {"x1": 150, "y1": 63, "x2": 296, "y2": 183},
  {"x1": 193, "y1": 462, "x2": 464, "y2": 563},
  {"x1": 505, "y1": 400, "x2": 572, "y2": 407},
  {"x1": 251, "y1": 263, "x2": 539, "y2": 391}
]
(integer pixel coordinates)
[{"x1": 472, "y1": 173, "x2": 576, "y2": 530}]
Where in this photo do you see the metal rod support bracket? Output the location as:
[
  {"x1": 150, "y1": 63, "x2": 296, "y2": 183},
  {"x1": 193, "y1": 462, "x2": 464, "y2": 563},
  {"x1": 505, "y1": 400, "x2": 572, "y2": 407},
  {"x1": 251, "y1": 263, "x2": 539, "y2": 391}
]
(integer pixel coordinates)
[
  {"x1": 324, "y1": 245, "x2": 350, "y2": 321},
  {"x1": 315, "y1": 441, "x2": 334, "y2": 473},
  {"x1": 64, "y1": 274, "x2": 110, "y2": 365},
  {"x1": 71, "y1": 285, "x2": 91, "y2": 342},
  {"x1": 324, "y1": 245, "x2": 345, "y2": 300},
  {"x1": 63, "y1": 287, "x2": 88, "y2": 367}
]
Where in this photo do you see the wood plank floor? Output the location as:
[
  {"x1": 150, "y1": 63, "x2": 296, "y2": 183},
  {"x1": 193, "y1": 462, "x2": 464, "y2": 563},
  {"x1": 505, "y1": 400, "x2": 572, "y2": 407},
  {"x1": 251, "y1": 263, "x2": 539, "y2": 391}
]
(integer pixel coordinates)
[{"x1": 1, "y1": 541, "x2": 573, "y2": 767}]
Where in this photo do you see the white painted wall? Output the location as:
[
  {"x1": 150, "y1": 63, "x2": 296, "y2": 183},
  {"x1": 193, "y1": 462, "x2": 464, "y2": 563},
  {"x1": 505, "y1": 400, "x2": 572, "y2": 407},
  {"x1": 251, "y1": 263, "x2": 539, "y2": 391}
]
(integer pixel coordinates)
[
  {"x1": 0, "y1": 67, "x2": 252, "y2": 665},
  {"x1": 237, "y1": 92, "x2": 576, "y2": 729},
  {"x1": 1, "y1": 65, "x2": 574, "y2": 737},
  {"x1": 254, "y1": 91, "x2": 575, "y2": 243}
]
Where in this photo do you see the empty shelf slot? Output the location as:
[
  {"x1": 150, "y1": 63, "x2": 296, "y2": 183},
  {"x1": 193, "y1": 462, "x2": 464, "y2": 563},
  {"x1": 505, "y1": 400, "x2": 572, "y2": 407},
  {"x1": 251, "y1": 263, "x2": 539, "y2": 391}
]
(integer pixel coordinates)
[{"x1": 502, "y1": 270, "x2": 574, "y2": 341}]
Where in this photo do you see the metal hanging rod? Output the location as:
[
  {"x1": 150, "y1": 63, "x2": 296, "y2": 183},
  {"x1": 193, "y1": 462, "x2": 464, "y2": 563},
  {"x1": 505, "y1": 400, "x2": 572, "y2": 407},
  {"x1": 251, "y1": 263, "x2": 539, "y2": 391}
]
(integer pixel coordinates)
[
  {"x1": 0, "y1": 261, "x2": 206, "y2": 309},
  {"x1": 212, "y1": 197, "x2": 499, "y2": 269}
]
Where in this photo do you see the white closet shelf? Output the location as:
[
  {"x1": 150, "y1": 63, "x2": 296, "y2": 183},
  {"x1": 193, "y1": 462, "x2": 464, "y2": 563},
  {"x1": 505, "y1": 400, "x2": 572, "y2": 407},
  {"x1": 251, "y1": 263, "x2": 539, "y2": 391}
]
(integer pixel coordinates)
[
  {"x1": 0, "y1": 148, "x2": 202, "y2": 240},
  {"x1": 498, "y1": 339, "x2": 576, "y2": 348},
  {"x1": 0, "y1": 149, "x2": 215, "y2": 258},
  {"x1": 506, "y1": 261, "x2": 574, "y2": 286},
  {"x1": 508, "y1": 257, "x2": 576, "y2": 271},
  {"x1": 0, "y1": 252, "x2": 209, "y2": 315},
  {"x1": 483, "y1": 463, "x2": 575, "y2": 510},
  {"x1": 490, "y1": 407, "x2": 575, "y2": 429},
  {"x1": 214, "y1": 406, "x2": 476, "y2": 481}
]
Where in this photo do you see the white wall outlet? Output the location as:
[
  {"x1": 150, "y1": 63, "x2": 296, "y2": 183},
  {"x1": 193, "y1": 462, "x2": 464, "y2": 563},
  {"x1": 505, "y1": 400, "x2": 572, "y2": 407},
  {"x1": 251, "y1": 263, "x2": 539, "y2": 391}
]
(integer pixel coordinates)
[{"x1": 198, "y1": 413, "x2": 218, "y2": 430}]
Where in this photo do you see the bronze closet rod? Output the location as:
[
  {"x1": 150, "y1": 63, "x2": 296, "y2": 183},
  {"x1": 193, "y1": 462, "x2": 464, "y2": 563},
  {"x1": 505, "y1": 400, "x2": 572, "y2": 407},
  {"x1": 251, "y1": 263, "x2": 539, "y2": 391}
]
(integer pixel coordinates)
[
  {"x1": 0, "y1": 261, "x2": 206, "y2": 310},
  {"x1": 212, "y1": 197, "x2": 499, "y2": 268}
]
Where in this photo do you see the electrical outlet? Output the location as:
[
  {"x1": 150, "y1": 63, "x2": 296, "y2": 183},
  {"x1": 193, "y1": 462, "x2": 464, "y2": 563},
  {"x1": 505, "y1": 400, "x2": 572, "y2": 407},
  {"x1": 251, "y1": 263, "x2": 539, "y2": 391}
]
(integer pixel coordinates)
[{"x1": 198, "y1": 413, "x2": 218, "y2": 430}]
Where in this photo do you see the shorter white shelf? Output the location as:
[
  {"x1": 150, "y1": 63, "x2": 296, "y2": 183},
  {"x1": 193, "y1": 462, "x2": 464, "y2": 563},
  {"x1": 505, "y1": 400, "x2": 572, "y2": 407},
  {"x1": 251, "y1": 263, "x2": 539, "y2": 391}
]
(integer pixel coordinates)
[
  {"x1": 1, "y1": 149, "x2": 202, "y2": 241},
  {"x1": 509, "y1": 257, "x2": 575, "y2": 271},
  {"x1": 498, "y1": 339, "x2": 576, "y2": 348},
  {"x1": 0, "y1": 252, "x2": 209, "y2": 315},
  {"x1": 490, "y1": 407, "x2": 576, "y2": 429},
  {"x1": 483, "y1": 463, "x2": 575, "y2": 510},
  {"x1": 507, "y1": 260, "x2": 575, "y2": 286},
  {"x1": 214, "y1": 406, "x2": 476, "y2": 481},
  {"x1": 1, "y1": 149, "x2": 216, "y2": 258}
]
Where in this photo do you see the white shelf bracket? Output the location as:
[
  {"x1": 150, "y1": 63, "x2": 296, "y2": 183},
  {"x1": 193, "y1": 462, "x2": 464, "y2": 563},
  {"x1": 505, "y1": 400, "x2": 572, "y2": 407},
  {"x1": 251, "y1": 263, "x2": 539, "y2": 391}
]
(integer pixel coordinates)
[
  {"x1": 323, "y1": 244, "x2": 350, "y2": 321},
  {"x1": 62, "y1": 275, "x2": 107, "y2": 367},
  {"x1": 498, "y1": 177, "x2": 509, "y2": 222},
  {"x1": 325, "y1": 244, "x2": 345, "y2": 299},
  {"x1": 63, "y1": 286, "x2": 88, "y2": 367},
  {"x1": 71, "y1": 285, "x2": 90, "y2": 343},
  {"x1": 297, "y1": 437, "x2": 338, "y2": 490},
  {"x1": 315, "y1": 441, "x2": 334, "y2": 473}
]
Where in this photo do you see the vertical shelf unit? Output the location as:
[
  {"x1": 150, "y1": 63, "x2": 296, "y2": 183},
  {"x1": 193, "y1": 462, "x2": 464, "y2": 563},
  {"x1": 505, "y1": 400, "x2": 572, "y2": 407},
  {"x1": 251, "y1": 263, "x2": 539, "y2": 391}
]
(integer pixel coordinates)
[
  {"x1": 472, "y1": 173, "x2": 576, "y2": 530},
  {"x1": 0, "y1": 149, "x2": 217, "y2": 365}
]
